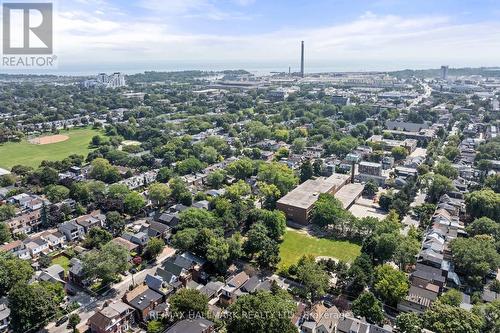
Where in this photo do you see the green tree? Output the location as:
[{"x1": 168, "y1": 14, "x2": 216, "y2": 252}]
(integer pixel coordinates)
[
  {"x1": 466, "y1": 217, "x2": 500, "y2": 241},
  {"x1": 254, "y1": 209, "x2": 286, "y2": 240},
  {"x1": 68, "y1": 313, "x2": 81, "y2": 332},
  {"x1": 485, "y1": 173, "x2": 500, "y2": 193},
  {"x1": 147, "y1": 320, "x2": 164, "y2": 333},
  {"x1": 175, "y1": 157, "x2": 205, "y2": 175},
  {"x1": 423, "y1": 301, "x2": 484, "y2": 333},
  {"x1": 324, "y1": 136, "x2": 358, "y2": 158},
  {"x1": 84, "y1": 227, "x2": 112, "y2": 249},
  {"x1": 465, "y1": 189, "x2": 500, "y2": 221},
  {"x1": 124, "y1": 191, "x2": 146, "y2": 215},
  {"x1": 0, "y1": 223, "x2": 11, "y2": 244},
  {"x1": 225, "y1": 180, "x2": 251, "y2": 200},
  {"x1": 206, "y1": 170, "x2": 226, "y2": 189},
  {"x1": 206, "y1": 237, "x2": 230, "y2": 272},
  {"x1": 374, "y1": 264, "x2": 409, "y2": 306},
  {"x1": 435, "y1": 158, "x2": 458, "y2": 179},
  {"x1": 169, "y1": 289, "x2": 209, "y2": 318},
  {"x1": 258, "y1": 162, "x2": 298, "y2": 195},
  {"x1": 171, "y1": 228, "x2": 198, "y2": 251},
  {"x1": 244, "y1": 223, "x2": 272, "y2": 256},
  {"x1": 178, "y1": 208, "x2": 217, "y2": 231},
  {"x1": 143, "y1": 238, "x2": 164, "y2": 260},
  {"x1": 156, "y1": 167, "x2": 173, "y2": 183},
  {"x1": 148, "y1": 182, "x2": 171, "y2": 207},
  {"x1": 313, "y1": 159, "x2": 323, "y2": 176},
  {"x1": 0, "y1": 174, "x2": 15, "y2": 187},
  {"x1": 227, "y1": 292, "x2": 297, "y2": 333},
  {"x1": 291, "y1": 138, "x2": 306, "y2": 154},
  {"x1": 105, "y1": 211, "x2": 125, "y2": 236},
  {"x1": 169, "y1": 177, "x2": 191, "y2": 204},
  {"x1": 351, "y1": 292, "x2": 384, "y2": 325},
  {"x1": 89, "y1": 158, "x2": 120, "y2": 184},
  {"x1": 107, "y1": 183, "x2": 130, "y2": 200},
  {"x1": 312, "y1": 193, "x2": 353, "y2": 231},
  {"x1": 443, "y1": 146, "x2": 460, "y2": 161},
  {"x1": 472, "y1": 299, "x2": 500, "y2": 333},
  {"x1": 295, "y1": 255, "x2": 329, "y2": 300},
  {"x1": 0, "y1": 204, "x2": 15, "y2": 222},
  {"x1": 393, "y1": 236, "x2": 420, "y2": 270},
  {"x1": 82, "y1": 242, "x2": 130, "y2": 283},
  {"x1": 413, "y1": 203, "x2": 437, "y2": 227},
  {"x1": 227, "y1": 157, "x2": 257, "y2": 180},
  {"x1": 0, "y1": 252, "x2": 33, "y2": 296},
  {"x1": 44, "y1": 185, "x2": 70, "y2": 203},
  {"x1": 395, "y1": 312, "x2": 423, "y2": 333},
  {"x1": 258, "y1": 182, "x2": 281, "y2": 210},
  {"x1": 391, "y1": 146, "x2": 408, "y2": 161},
  {"x1": 362, "y1": 180, "x2": 378, "y2": 197},
  {"x1": 420, "y1": 174, "x2": 455, "y2": 203},
  {"x1": 439, "y1": 289, "x2": 462, "y2": 307},
  {"x1": 449, "y1": 236, "x2": 500, "y2": 289},
  {"x1": 8, "y1": 282, "x2": 59, "y2": 333},
  {"x1": 299, "y1": 160, "x2": 313, "y2": 183}
]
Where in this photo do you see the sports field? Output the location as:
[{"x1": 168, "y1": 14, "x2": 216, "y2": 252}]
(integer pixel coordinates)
[
  {"x1": 278, "y1": 228, "x2": 361, "y2": 270},
  {"x1": 0, "y1": 128, "x2": 101, "y2": 169}
]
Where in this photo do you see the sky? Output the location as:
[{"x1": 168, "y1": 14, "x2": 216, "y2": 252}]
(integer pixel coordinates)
[{"x1": 7, "y1": 0, "x2": 500, "y2": 73}]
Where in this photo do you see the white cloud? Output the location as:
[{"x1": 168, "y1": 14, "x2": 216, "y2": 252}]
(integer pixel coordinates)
[{"x1": 51, "y1": 9, "x2": 500, "y2": 70}]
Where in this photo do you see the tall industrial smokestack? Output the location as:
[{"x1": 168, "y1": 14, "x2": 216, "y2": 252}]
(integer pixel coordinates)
[{"x1": 300, "y1": 41, "x2": 304, "y2": 78}]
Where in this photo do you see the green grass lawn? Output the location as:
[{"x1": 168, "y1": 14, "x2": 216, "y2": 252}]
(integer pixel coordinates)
[
  {"x1": 0, "y1": 127, "x2": 101, "y2": 169},
  {"x1": 278, "y1": 229, "x2": 361, "y2": 270},
  {"x1": 51, "y1": 255, "x2": 70, "y2": 272}
]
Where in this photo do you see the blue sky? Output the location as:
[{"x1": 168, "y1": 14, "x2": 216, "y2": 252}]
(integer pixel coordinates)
[{"x1": 39, "y1": 0, "x2": 500, "y2": 72}]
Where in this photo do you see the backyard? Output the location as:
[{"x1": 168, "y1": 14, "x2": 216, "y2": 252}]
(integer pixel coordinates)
[{"x1": 278, "y1": 228, "x2": 361, "y2": 270}]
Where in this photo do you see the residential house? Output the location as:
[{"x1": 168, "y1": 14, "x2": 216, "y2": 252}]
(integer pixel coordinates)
[
  {"x1": 0, "y1": 240, "x2": 30, "y2": 259},
  {"x1": 0, "y1": 298, "x2": 10, "y2": 332},
  {"x1": 39, "y1": 264, "x2": 65, "y2": 284},
  {"x1": 121, "y1": 232, "x2": 149, "y2": 251},
  {"x1": 165, "y1": 318, "x2": 214, "y2": 333},
  {"x1": 74, "y1": 210, "x2": 106, "y2": 233},
  {"x1": 24, "y1": 237, "x2": 49, "y2": 257},
  {"x1": 88, "y1": 301, "x2": 135, "y2": 333},
  {"x1": 68, "y1": 258, "x2": 86, "y2": 287},
  {"x1": 301, "y1": 303, "x2": 341, "y2": 333},
  {"x1": 220, "y1": 271, "x2": 249, "y2": 306},
  {"x1": 59, "y1": 221, "x2": 85, "y2": 242},
  {"x1": 112, "y1": 237, "x2": 139, "y2": 253},
  {"x1": 142, "y1": 221, "x2": 171, "y2": 240},
  {"x1": 40, "y1": 231, "x2": 66, "y2": 249},
  {"x1": 6, "y1": 209, "x2": 42, "y2": 234},
  {"x1": 123, "y1": 284, "x2": 163, "y2": 322}
]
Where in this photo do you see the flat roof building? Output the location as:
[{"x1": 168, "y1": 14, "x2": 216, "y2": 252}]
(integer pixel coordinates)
[{"x1": 277, "y1": 173, "x2": 351, "y2": 225}]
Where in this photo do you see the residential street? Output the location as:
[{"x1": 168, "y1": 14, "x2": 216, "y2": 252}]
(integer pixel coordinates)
[{"x1": 46, "y1": 247, "x2": 175, "y2": 333}]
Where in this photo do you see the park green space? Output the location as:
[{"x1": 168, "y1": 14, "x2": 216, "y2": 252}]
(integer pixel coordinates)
[
  {"x1": 0, "y1": 127, "x2": 100, "y2": 170},
  {"x1": 278, "y1": 228, "x2": 361, "y2": 269}
]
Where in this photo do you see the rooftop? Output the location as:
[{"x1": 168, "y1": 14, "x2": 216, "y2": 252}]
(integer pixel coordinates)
[
  {"x1": 277, "y1": 173, "x2": 350, "y2": 209},
  {"x1": 335, "y1": 183, "x2": 364, "y2": 208}
]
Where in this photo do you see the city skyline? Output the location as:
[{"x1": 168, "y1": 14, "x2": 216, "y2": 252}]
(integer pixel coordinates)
[{"x1": 10, "y1": 0, "x2": 500, "y2": 73}]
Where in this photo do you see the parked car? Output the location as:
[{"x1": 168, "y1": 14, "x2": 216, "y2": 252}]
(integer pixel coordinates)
[{"x1": 55, "y1": 315, "x2": 68, "y2": 327}]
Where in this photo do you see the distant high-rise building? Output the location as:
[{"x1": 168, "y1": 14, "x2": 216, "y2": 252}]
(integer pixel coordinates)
[
  {"x1": 300, "y1": 41, "x2": 305, "y2": 78},
  {"x1": 441, "y1": 65, "x2": 449, "y2": 80},
  {"x1": 83, "y1": 72, "x2": 126, "y2": 89}
]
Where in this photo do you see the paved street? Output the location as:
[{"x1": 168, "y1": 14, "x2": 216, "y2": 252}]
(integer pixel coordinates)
[{"x1": 46, "y1": 247, "x2": 176, "y2": 333}]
